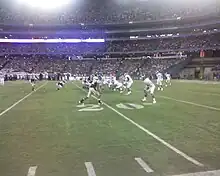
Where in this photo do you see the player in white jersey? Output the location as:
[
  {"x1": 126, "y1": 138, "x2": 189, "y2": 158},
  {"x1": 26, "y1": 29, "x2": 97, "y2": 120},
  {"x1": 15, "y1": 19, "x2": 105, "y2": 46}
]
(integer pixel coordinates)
[
  {"x1": 124, "y1": 74, "x2": 133, "y2": 95},
  {"x1": 156, "y1": 71, "x2": 164, "y2": 91},
  {"x1": 165, "y1": 73, "x2": 171, "y2": 87},
  {"x1": 142, "y1": 77, "x2": 156, "y2": 104},
  {"x1": 79, "y1": 74, "x2": 102, "y2": 105},
  {"x1": 102, "y1": 76, "x2": 109, "y2": 86},
  {"x1": 113, "y1": 78, "x2": 124, "y2": 93},
  {"x1": 0, "y1": 75, "x2": 4, "y2": 85},
  {"x1": 29, "y1": 74, "x2": 38, "y2": 91},
  {"x1": 109, "y1": 75, "x2": 116, "y2": 90}
]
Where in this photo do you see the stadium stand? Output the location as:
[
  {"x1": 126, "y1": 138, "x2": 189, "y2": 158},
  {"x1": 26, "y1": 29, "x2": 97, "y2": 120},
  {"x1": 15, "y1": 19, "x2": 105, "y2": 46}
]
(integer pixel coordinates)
[{"x1": 0, "y1": 0, "x2": 219, "y2": 80}]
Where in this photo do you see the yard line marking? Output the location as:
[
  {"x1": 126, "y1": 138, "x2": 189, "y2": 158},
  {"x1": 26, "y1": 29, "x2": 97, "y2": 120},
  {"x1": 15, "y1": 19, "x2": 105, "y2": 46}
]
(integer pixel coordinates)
[
  {"x1": 0, "y1": 82, "x2": 48, "y2": 118},
  {"x1": 27, "y1": 166, "x2": 38, "y2": 176},
  {"x1": 188, "y1": 90, "x2": 220, "y2": 97},
  {"x1": 159, "y1": 95, "x2": 220, "y2": 111},
  {"x1": 136, "y1": 89, "x2": 220, "y2": 111},
  {"x1": 170, "y1": 169, "x2": 220, "y2": 176},
  {"x1": 75, "y1": 84, "x2": 204, "y2": 167},
  {"x1": 135, "y1": 157, "x2": 154, "y2": 173},
  {"x1": 85, "y1": 162, "x2": 97, "y2": 176}
]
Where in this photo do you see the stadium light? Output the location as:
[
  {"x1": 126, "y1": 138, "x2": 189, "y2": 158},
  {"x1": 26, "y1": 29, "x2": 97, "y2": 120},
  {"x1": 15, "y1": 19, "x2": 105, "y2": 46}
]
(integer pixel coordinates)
[{"x1": 17, "y1": 0, "x2": 71, "y2": 10}]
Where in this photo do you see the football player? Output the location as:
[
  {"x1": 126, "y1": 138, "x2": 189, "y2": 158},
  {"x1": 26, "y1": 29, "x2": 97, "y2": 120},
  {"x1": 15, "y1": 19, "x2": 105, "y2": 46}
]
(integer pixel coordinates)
[
  {"x1": 29, "y1": 74, "x2": 38, "y2": 91},
  {"x1": 124, "y1": 73, "x2": 133, "y2": 95},
  {"x1": 79, "y1": 74, "x2": 102, "y2": 105},
  {"x1": 56, "y1": 80, "x2": 66, "y2": 90},
  {"x1": 156, "y1": 71, "x2": 164, "y2": 91},
  {"x1": 142, "y1": 77, "x2": 156, "y2": 104},
  {"x1": 0, "y1": 75, "x2": 4, "y2": 86},
  {"x1": 165, "y1": 72, "x2": 171, "y2": 87},
  {"x1": 82, "y1": 77, "x2": 90, "y2": 89},
  {"x1": 112, "y1": 77, "x2": 124, "y2": 93}
]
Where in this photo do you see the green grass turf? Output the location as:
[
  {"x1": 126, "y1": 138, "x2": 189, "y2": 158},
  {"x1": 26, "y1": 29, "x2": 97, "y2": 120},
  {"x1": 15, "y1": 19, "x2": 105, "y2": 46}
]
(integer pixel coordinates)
[{"x1": 0, "y1": 80, "x2": 220, "y2": 176}]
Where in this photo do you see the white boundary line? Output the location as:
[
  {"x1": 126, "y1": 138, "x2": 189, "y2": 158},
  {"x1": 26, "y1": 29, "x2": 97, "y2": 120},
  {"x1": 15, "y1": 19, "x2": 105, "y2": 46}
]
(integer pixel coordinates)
[
  {"x1": 135, "y1": 157, "x2": 154, "y2": 173},
  {"x1": 170, "y1": 169, "x2": 220, "y2": 176},
  {"x1": 0, "y1": 82, "x2": 48, "y2": 118},
  {"x1": 27, "y1": 166, "x2": 38, "y2": 176},
  {"x1": 75, "y1": 84, "x2": 204, "y2": 167},
  {"x1": 85, "y1": 162, "x2": 97, "y2": 176},
  {"x1": 159, "y1": 95, "x2": 220, "y2": 111}
]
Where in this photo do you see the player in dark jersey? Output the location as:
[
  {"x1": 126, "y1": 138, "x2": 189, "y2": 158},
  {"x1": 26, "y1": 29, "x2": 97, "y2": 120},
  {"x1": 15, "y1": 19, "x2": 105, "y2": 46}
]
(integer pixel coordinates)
[
  {"x1": 56, "y1": 80, "x2": 66, "y2": 90},
  {"x1": 79, "y1": 75, "x2": 102, "y2": 105}
]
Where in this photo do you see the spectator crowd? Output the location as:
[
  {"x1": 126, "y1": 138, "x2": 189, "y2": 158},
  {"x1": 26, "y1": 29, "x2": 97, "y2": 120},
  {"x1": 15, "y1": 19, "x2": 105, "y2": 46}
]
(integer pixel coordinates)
[
  {"x1": 0, "y1": 0, "x2": 219, "y2": 79},
  {"x1": 0, "y1": 55, "x2": 185, "y2": 77},
  {"x1": 0, "y1": 34, "x2": 219, "y2": 55}
]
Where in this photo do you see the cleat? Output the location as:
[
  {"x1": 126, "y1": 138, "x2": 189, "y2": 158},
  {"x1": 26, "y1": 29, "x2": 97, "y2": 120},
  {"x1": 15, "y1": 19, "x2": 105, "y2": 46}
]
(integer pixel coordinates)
[
  {"x1": 142, "y1": 98, "x2": 146, "y2": 102},
  {"x1": 153, "y1": 100, "x2": 156, "y2": 104}
]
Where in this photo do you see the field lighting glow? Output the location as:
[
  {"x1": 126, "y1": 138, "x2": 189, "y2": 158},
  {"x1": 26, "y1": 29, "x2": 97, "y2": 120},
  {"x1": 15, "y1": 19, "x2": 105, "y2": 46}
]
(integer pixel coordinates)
[{"x1": 17, "y1": 0, "x2": 71, "y2": 9}]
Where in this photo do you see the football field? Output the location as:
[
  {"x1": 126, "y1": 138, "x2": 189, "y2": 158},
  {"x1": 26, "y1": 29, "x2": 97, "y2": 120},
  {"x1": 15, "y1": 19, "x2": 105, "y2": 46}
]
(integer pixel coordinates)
[{"x1": 0, "y1": 80, "x2": 220, "y2": 176}]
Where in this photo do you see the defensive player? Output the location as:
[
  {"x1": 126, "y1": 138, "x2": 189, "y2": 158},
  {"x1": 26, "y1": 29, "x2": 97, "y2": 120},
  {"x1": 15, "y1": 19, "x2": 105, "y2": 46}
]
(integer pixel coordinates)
[
  {"x1": 142, "y1": 77, "x2": 156, "y2": 104},
  {"x1": 56, "y1": 80, "x2": 66, "y2": 90},
  {"x1": 124, "y1": 73, "x2": 133, "y2": 95},
  {"x1": 165, "y1": 72, "x2": 171, "y2": 87},
  {"x1": 79, "y1": 74, "x2": 102, "y2": 105},
  {"x1": 156, "y1": 71, "x2": 164, "y2": 91}
]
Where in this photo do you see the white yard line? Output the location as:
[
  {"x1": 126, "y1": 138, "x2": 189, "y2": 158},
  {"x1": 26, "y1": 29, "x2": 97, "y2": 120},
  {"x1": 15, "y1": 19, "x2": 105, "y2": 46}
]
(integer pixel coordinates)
[
  {"x1": 0, "y1": 82, "x2": 48, "y2": 118},
  {"x1": 27, "y1": 166, "x2": 38, "y2": 176},
  {"x1": 187, "y1": 90, "x2": 220, "y2": 97},
  {"x1": 136, "y1": 89, "x2": 220, "y2": 111},
  {"x1": 170, "y1": 169, "x2": 220, "y2": 176},
  {"x1": 75, "y1": 84, "x2": 204, "y2": 167},
  {"x1": 135, "y1": 157, "x2": 154, "y2": 173},
  {"x1": 159, "y1": 95, "x2": 220, "y2": 111},
  {"x1": 85, "y1": 162, "x2": 97, "y2": 176}
]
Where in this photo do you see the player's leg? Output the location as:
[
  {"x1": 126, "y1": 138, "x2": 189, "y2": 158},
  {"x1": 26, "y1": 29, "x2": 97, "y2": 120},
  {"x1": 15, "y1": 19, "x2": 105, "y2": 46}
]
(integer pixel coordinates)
[
  {"x1": 79, "y1": 87, "x2": 93, "y2": 104},
  {"x1": 119, "y1": 84, "x2": 125, "y2": 93},
  {"x1": 150, "y1": 86, "x2": 156, "y2": 103},
  {"x1": 31, "y1": 82, "x2": 36, "y2": 91},
  {"x1": 126, "y1": 82, "x2": 132, "y2": 95},
  {"x1": 56, "y1": 83, "x2": 63, "y2": 90},
  {"x1": 159, "y1": 80, "x2": 163, "y2": 91},
  {"x1": 142, "y1": 87, "x2": 148, "y2": 101},
  {"x1": 115, "y1": 83, "x2": 122, "y2": 92},
  {"x1": 157, "y1": 79, "x2": 161, "y2": 90},
  {"x1": 168, "y1": 78, "x2": 171, "y2": 85},
  {"x1": 96, "y1": 91, "x2": 102, "y2": 105},
  {"x1": 0, "y1": 78, "x2": 3, "y2": 85},
  {"x1": 165, "y1": 79, "x2": 168, "y2": 87},
  {"x1": 92, "y1": 88, "x2": 102, "y2": 105}
]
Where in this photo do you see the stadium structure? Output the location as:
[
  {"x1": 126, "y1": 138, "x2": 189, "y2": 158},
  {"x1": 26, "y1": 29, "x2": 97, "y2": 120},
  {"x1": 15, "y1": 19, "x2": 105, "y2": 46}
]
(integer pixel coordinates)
[{"x1": 0, "y1": 0, "x2": 220, "y2": 176}]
